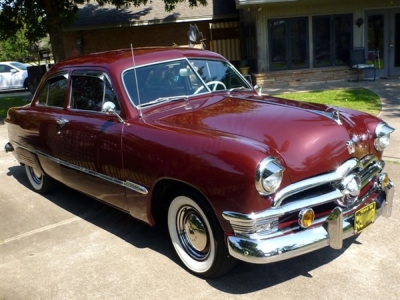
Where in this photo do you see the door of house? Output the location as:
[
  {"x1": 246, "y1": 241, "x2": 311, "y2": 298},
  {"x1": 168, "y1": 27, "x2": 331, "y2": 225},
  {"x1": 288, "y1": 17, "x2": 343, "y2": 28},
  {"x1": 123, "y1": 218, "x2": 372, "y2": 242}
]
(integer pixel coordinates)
[{"x1": 366, "y1": 9, "x2": 400, "y2": 78}]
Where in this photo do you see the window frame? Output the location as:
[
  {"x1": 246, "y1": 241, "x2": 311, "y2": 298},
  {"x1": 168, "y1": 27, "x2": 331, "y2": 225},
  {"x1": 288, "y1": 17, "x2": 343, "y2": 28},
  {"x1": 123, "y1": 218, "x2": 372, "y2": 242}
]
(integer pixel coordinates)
[
  {"x1": 69, "y1": 70, "x2": 121, "y2": 113},
  {"x1": 268, "y1": 17, "x2": 309, "y2": 71},
  {"x1": 36, "y1": 72, "x2": 69, "y2": 108},
  {"x1": 313, "y1": 14, "x2": 353, "y2": 68}
]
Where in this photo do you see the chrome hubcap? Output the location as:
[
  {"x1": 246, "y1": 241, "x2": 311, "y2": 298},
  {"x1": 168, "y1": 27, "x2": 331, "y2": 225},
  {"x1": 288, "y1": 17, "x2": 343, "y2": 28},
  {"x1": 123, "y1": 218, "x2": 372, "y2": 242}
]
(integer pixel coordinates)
[
  {"x1": 28, "y1": 167, "x2": 43, "y2": 185},
  {"x1": 177, "y1": 206, "x2": 210, "y2": 261}
]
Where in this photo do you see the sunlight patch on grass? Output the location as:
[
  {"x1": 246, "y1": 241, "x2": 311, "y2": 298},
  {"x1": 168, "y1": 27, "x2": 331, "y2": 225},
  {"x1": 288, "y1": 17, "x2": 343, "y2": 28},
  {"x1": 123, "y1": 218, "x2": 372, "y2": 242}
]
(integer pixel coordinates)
[{"x1": 272, "y1": 88, "x2": 381, "y2": 116}]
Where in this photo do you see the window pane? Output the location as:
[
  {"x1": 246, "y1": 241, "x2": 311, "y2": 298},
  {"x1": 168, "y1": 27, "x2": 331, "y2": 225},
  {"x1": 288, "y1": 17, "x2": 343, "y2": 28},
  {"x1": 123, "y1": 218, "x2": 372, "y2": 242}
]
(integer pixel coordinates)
[
  {"x1": 43, "y1": 75, "x2": 68, "y2": 107},
  {"x1": 269, "y1": 18, "x2": 308, "y2": 71},
  {"x1": 291, "y1": 19, "x2": 308, "y2": 68},
  {"x1": 189, "y1": 59, "x2": 250, "y2": 89},
  {"x1": 314, "y1": 14, "x2": 353, "y2": 67},
  {"x1": 314, "y1": 17, "x2": 331, "y2": 67},
  {"x1": 368, "y1": 15, "x2": 384, "y2": 68},
  {"x1": 395, "y1": 13, "x2": 400, "y2": 67},
  {"x1": 71, "y1": 76, "x2": 104, "y2": 111},
  {"x1": 270, "y1": 20, "x2": 287, "y2": 70},
  {"x1": 334, "y1": 15, "x2": 352, "y2": 65}
]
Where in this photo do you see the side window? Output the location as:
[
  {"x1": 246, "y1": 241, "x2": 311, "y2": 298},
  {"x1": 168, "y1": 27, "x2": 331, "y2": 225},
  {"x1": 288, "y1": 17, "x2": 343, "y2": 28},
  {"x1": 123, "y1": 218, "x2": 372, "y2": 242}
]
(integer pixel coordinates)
[
  {"x1": 37, "y1": 74, "x2": 68, "y2": 108},
  {"x1": 0, "y1": 65, "x2": 11, "y2": 73},
  {"x1": 104, "y1": 77, "x2": 120, "y2": 111},
  {"x1": 70, "y1": 72, "x2": 120, "y2": 112}
]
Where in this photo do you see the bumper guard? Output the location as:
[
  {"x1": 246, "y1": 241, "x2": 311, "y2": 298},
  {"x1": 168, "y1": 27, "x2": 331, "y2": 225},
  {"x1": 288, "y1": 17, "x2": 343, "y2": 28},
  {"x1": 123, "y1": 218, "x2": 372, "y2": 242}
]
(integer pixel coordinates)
[{"x1": 225, "y1": 180, "x2": 394, "y2": 264}]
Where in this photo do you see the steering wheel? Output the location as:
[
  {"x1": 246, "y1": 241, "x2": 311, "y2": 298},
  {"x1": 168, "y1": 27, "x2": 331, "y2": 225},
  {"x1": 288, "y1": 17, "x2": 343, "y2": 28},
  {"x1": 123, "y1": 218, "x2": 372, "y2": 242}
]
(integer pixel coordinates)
[{"x1": 194, "y1": 81, "x2": 227, "y2": 94}]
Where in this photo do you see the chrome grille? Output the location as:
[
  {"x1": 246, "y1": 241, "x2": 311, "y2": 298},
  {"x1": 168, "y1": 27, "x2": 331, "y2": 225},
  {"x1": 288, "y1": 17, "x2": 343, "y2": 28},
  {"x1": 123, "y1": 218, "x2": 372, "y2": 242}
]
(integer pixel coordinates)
[{"x1": 223, "y1": 155, "x2": 385, "y2": 238}]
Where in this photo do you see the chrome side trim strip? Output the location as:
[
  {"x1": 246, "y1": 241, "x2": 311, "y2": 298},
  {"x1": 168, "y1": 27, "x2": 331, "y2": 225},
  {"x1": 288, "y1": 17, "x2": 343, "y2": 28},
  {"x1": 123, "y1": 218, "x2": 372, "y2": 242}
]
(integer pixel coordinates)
[
  {"x1": 36, "y1": 150, "x2": 148, "y2": 195},
  {"x1": 125, "y1": 181, "x2": 149, "y2": 195},
  {"x1": 11, "y1": 143, "x2": 149, "y2": 195}
]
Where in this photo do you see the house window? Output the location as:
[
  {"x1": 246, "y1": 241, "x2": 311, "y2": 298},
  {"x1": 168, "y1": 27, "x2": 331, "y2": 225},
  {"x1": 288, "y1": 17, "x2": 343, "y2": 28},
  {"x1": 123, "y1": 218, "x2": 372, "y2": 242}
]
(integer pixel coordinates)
[
  {"x1": 313, "y1": 14, "x2": 353, "y2": 67},
  {"x1": 242, "y1": 23, "x2": 257, "y2": 71},
  {"x1": 269, "y1": 17, "x2": 308, "y2": 71}
]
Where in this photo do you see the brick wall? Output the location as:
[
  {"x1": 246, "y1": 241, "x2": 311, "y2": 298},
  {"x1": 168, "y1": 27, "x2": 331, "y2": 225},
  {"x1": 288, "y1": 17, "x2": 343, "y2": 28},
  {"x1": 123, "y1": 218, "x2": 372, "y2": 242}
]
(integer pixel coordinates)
[
  {"x1": 63, "y1": 21, "x2": 212, "y2": 58},
  {"x1": 251, "y1": 66, "x2": 362, "y2": 87}
]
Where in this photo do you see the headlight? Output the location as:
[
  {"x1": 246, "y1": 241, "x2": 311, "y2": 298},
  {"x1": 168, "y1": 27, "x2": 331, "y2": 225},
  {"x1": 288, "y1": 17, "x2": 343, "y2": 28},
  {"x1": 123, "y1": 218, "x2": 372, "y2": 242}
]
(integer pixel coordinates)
[
  {"x1": 374, "y1": 122, "x2": 394, "y2": 151},
  {"x1": 255, "y1": 157, "x2": 285, "y2": 195}
]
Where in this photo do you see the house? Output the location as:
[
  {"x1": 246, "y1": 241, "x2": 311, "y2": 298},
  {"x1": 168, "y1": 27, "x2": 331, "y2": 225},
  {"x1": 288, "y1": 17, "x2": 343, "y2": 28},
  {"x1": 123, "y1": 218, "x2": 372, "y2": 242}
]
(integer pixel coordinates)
[
  {"x1": 63, "y1": 0, "x2": 400, "y2": 87},
  {"x1": 62, "y1": 0, "x2": 241, "y2": 62},
  {"x1": 237, "y1": 0, "x2": 400, "y2": 86}
]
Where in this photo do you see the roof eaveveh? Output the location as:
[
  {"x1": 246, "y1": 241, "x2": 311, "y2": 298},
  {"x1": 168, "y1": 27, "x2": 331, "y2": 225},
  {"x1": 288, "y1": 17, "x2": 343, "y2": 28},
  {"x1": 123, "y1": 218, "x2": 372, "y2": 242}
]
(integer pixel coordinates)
[{"x1": 67, "y1": 0, "x2": 238, "y2": 30}]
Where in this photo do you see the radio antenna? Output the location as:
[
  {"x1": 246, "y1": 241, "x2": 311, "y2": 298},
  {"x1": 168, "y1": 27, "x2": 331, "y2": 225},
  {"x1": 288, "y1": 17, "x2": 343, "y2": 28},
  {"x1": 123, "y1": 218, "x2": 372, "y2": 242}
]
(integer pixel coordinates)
[{"x1": 131, "y1": 44, "x2": 143, "y2": 118}]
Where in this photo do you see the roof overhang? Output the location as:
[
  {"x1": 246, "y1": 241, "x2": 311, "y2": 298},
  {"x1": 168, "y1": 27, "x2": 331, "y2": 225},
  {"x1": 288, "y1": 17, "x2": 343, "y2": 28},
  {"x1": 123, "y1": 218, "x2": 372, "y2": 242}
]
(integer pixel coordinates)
[{"x1": 236, "y1": 0, "x2": 298, "y2": 8}]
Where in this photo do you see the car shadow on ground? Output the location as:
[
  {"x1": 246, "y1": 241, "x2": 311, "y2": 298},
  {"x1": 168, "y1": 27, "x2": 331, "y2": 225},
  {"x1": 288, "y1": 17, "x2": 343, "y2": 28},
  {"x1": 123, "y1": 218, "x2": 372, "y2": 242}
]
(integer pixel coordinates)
[{"x1": 7, "y1": 164, "x2": 359, "y2": 294}]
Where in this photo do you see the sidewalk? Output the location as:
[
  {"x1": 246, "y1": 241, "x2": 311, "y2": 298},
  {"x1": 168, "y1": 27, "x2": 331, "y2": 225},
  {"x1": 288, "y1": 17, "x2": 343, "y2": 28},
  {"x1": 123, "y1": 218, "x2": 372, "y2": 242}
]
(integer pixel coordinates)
[{"x1": 264, "y1": 78, "x2": 400, "y2": 162}]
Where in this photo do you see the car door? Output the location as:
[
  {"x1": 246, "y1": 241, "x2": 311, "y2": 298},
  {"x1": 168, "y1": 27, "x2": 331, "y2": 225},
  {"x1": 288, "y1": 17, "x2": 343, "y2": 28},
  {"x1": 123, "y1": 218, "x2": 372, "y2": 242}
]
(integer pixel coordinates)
[
  {"x1": 0, "y1": 64, "x2": 13, "y2": 89},
  {"x1": 57, "y1": 70, "x2": 127, "y2": 210}
]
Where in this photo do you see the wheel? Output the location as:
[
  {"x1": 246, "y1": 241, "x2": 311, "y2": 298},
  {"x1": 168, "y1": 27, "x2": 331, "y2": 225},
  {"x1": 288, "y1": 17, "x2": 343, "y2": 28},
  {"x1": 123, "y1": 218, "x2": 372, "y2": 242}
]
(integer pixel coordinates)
[
  {"x1": 23, "y1": 78, "x2": 29, "y2": 90},
  {"x1": 194, "y1": 81, "x2": 227, "y2": 94},
  {"x1": 167, "y1": 190, "x2": 236, "y2": 277},
  {"x1": 25, "y1": 165, "x2": 55, "y2": 194}
]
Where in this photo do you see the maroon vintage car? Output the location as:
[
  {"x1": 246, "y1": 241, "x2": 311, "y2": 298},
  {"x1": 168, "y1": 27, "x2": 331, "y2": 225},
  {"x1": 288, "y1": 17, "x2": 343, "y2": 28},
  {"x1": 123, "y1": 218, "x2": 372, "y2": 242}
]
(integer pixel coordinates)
[{"x1": 4, "y1": 47, "x2": 395, "y2": 278}]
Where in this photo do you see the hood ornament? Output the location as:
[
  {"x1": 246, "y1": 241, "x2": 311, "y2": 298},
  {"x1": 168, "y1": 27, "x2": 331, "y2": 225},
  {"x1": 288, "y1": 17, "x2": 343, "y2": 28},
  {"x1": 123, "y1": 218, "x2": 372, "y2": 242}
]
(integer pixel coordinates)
[
  {"x1": 346, "y1": 140, "x2": 356, "y2": 154},
  {"x1": 331, "y1": 109, "x2": 342, "y2": 125}
]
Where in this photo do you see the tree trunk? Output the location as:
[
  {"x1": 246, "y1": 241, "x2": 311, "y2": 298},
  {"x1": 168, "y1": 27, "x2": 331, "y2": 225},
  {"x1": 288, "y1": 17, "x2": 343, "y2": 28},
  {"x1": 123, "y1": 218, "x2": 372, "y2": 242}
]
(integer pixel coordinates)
[{"x1": 42, "y1": 0, "x2": 66, "y2": 63}]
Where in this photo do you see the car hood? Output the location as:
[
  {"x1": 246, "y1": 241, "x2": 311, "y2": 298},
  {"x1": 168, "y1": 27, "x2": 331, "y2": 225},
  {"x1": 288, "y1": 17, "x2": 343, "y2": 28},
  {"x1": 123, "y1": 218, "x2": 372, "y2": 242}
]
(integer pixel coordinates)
[{"x1": 154, "y1": 95, "x2": 371, "y2": 182}]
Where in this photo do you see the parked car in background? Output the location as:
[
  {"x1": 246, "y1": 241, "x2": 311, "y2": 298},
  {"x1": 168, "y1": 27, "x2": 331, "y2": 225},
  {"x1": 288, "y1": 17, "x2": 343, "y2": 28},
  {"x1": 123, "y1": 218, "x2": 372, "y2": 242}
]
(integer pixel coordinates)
[
  {"x1": 4, "y1": 47, "x2": 395, "y2": 278},
  {"x1": 0, "y1": 61, "x2": 29, "y2": 90}
]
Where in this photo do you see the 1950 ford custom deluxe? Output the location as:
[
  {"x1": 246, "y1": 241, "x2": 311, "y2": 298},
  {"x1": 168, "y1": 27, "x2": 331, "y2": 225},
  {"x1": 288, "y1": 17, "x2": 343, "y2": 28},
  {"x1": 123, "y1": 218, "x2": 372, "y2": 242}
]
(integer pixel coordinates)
[{"x1": 5, "y1": 47, "x2": 395, "y2": 277}]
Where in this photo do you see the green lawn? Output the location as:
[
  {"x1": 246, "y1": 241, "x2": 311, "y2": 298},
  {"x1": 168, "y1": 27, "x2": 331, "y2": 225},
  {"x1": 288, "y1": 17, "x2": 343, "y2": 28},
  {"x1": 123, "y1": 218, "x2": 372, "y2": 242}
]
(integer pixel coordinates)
[
  {"x1": 272, "y1": 88, "x2": 381, "y2": 116},
  {"x1": 0, "y1": 95, "x2": 30, "y2": 118},
  {"x1": 0, "y1": 87, "x2": 382, "y2": 119}
]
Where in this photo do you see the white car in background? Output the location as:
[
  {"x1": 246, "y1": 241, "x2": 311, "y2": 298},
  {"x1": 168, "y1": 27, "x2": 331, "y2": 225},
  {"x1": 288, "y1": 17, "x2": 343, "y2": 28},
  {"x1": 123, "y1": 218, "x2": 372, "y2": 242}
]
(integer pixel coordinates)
[{"x1": 0, "y1": 61, "x2": 29, "y2": 90}]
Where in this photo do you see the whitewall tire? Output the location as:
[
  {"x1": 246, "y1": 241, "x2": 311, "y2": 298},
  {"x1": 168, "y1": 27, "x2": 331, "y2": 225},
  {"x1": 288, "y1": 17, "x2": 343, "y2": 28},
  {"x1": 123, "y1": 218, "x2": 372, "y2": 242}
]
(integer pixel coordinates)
[
  {"x1": 167, "y1": 190, "x2": 236, "y2": 277},
  {"x1": 25, "y1": 165, "x2": 54, "y2": 194}
]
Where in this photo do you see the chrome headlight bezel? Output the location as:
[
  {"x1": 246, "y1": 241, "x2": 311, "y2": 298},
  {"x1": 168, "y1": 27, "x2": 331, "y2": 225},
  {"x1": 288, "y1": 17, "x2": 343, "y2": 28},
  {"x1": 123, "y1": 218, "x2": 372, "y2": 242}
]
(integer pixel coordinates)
[
  {"x1": 255, "y1": 157, "x2": 285, "y2": 196},
  {"x1": 374, "y1": 122, "x2": 394, "y2": 152}
]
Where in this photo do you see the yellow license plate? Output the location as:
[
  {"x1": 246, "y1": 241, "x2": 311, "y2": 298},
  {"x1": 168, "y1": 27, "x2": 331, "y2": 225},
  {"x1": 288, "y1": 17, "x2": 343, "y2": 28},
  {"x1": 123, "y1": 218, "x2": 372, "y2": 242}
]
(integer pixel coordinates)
[{"x1": 354, "y1": 202, "x2": 376, "y2": 233}]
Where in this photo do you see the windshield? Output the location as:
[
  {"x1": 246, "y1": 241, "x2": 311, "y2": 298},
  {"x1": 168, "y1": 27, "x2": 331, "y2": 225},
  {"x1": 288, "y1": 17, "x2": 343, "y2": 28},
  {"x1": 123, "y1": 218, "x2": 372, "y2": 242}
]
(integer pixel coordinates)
[
  {"x1": 10, "y1": 62, "x2": 28, "y2": 70},
  {"x1": 123, "y1": 59, "x2": 208, "y2": 107},
  {"x1": 188, "y1": 59, "x2": 252, "y2": 91}
]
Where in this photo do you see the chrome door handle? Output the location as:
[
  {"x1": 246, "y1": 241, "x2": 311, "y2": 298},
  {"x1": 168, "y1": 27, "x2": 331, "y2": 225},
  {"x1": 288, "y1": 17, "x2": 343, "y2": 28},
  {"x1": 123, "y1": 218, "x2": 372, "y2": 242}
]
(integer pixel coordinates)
[{"x1": 56, "y1": 118, "x2": 69, "y2": 128}]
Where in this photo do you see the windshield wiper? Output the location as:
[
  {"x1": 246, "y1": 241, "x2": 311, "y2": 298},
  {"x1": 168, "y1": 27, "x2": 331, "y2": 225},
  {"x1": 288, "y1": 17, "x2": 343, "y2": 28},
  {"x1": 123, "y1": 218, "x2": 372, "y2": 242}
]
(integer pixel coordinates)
[{"x1": 138, "y1": 95, "x2": 188, "y2": 107}]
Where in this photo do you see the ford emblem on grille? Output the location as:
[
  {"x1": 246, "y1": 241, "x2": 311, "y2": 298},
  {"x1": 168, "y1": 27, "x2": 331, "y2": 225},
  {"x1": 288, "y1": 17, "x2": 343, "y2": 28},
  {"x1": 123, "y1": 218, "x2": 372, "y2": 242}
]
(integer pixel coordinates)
[{"x1": 346, "y1": 140, "x2": 356, "y2": 154}]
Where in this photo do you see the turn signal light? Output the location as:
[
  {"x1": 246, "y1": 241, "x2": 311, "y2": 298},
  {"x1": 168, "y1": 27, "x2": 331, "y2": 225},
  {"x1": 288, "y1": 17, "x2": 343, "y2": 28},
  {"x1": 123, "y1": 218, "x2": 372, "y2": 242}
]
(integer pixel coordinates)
[
  {"x1": 298, "y1": 208, "x2": 315, "y2": 228},
  {"x1": 379, "y1": 173, "x2": 389, "y2": 189}
]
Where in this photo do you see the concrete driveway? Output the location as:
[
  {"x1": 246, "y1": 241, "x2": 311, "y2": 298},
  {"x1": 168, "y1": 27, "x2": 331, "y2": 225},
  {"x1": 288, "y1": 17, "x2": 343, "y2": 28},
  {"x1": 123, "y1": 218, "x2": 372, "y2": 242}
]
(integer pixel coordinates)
[{"x1": 1, "y1": 110, "x2": 399, "y2": 299}]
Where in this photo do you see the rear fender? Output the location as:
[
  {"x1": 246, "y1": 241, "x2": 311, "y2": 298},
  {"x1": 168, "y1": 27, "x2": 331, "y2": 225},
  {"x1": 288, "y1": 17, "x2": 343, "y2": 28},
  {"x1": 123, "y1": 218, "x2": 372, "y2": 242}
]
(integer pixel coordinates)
[{"x1": 14, "y1": 146, "x2": 44, "y2": 174}]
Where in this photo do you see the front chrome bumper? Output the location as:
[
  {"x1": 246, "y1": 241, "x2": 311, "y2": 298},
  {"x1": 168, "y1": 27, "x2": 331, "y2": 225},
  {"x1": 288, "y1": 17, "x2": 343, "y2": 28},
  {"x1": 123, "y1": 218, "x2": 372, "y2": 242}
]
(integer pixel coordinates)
[{"x1": 224, "y1": 180, "x2": 394, "y2": 264}]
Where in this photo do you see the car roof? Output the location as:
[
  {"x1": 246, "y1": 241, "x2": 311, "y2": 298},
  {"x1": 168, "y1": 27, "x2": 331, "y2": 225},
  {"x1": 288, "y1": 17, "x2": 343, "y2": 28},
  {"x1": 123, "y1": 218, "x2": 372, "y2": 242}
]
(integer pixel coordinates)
[
  {"x1": 0, "y1": 61, "x2": 22, "y2": 64},
  {"x1": 50, "y1": 47, "x2": 227, "y2": 74}
]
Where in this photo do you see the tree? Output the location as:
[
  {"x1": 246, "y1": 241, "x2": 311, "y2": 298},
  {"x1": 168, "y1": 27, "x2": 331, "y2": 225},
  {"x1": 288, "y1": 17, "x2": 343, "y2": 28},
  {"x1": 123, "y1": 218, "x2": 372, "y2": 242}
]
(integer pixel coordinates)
[
  {"x1": 0, "y1": 29, "x2": 31, "y2": 62},
  {"x1": 0, "y1": 0, "x2": 207, "y2": 63}
]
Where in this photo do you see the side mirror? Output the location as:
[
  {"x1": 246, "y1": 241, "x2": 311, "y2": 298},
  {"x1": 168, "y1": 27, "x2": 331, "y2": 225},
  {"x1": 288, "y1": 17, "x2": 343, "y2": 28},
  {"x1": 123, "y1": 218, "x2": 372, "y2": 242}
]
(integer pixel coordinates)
[
  {"x1": 10, "y1": 69, "x2": 18, "y2": 74},
  {"x1": 254, "y1": 84, "x2": 262, "y2": 96},
  {"x1": 102, "y1": 101, "x2": 128, "y2": 125},
  {"x1": 102, "y1": 101, "x2": 116, "y2": 113}
]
